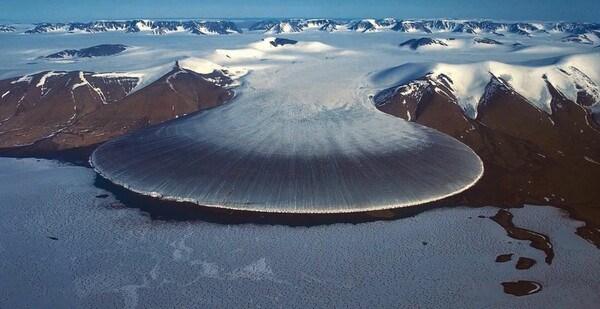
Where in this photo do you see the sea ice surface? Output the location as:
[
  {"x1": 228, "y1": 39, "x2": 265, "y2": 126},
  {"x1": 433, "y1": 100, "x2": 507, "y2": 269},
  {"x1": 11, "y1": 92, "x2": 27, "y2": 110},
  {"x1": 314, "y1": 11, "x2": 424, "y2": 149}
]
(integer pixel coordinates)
[{"x1": 0, "y1": 157, "x2": 598, "y2": 308}]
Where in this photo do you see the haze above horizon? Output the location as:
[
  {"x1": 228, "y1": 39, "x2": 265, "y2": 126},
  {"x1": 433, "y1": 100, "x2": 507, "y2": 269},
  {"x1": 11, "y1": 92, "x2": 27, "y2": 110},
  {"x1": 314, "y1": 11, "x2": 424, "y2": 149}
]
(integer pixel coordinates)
[{"x1": 0, "y1": 0, "x2": 599, "y2": 23}]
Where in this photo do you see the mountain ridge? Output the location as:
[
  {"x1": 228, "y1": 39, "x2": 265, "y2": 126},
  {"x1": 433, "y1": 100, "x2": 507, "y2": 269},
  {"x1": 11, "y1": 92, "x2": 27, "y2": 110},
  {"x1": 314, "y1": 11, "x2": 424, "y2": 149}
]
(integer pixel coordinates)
[{"x1": 4, "y1": 18, "x2": 598, "y2": 37}]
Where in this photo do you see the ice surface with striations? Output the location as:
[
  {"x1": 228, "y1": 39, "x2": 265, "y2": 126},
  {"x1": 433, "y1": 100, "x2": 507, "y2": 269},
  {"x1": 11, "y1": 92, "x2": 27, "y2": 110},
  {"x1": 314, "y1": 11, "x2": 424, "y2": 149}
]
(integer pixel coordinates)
[{"x1": 91, "y1": 39, "x2": 484, "y2": 213}]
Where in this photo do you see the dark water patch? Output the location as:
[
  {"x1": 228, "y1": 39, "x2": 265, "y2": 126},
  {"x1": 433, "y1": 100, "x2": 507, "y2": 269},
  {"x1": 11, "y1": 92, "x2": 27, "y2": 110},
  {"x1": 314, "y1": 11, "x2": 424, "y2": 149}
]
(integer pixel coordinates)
[
  {"x1": 501, "y1": 280, "x2": 542, "y2": 296},
  {"x1": 0, "y1": 140, "x2": 101, "y2": 167},
  {"x1": 516, "y1": 257, "x2": 536, "y2": 270},
  {"x1": 491, "y1": 209, "x2": 554, "y2": 264},
  {"x1": 495, "y1": 253, "x2": 513, "y2": 263}
]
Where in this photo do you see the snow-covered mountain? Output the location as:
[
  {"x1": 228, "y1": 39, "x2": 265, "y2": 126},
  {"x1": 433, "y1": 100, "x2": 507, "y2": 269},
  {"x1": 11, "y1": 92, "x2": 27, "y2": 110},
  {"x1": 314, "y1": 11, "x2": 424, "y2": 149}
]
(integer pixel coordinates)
[
  {"x1": 249, "y1": 19, "x2": 342, "y2": 33},
  {"x1": 373, "y1": 56, "x2": 600, "y2": 218},
  {"x1": 347, "y1": 19, "x2": 381, "y2": 32},
  {"x1": 373, "y1": 53, "x2": 600, "y2": 119},
  {"x1": 24, "y1": 20, "x2": 242, "y2": 35},
  {"x1": 11, "y1": 19, "x2": 600, "y2": 40},
  {"x1": 0, "y1": 58, "x2": 244, "y2": 151},
  {"x1": 399, "y1": 38, "x2": 449, "y2": 50},
  {"x1": 0, "y1": 25, "x2": 15, "y2": 32},
  {"x1": 248, "y1": 20, "x2": 278, "y2": 31},
  {"x1": 562, "y1": 33, "x2": 599, "y2": 44},
  {"x1": 305, "y1": 19, "x2": 344, "y2": 31},
  {"x1": 245, "y1": 18, "x2": 600, "y2": 39},
  {"x1": 392, "y1": 20, "x2": 433, "y2": 33}
]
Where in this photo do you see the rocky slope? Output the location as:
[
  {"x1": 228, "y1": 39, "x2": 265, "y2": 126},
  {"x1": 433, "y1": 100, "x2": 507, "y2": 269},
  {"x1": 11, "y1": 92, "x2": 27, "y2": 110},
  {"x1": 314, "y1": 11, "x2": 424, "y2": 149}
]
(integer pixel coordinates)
[
  {"x1": 375, "y1": 66, "x2": 600, "y2": 246},
  {"x1": 0, "y1": 63, "x2": 235, "y2": 157}
]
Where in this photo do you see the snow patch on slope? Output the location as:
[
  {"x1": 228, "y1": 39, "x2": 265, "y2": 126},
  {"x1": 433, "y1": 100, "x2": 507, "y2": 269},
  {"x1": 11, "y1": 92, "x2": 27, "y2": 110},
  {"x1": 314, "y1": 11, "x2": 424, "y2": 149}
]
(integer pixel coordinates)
[
  {"x1": 36, "y1": 71, "x2": 66, "y2": 94},
  {"x1": 72, "y1": 71, "x2": 107, "y2": 103},
  {"x1": 10, "y1": 75, "x2": 33, "y2": 85}
]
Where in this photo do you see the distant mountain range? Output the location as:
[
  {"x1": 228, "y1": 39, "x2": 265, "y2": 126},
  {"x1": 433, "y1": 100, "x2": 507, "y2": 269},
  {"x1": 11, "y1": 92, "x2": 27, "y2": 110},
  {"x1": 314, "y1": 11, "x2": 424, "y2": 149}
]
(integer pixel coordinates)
[
  {"x1": 21, "y1": 20, "x2": 242, "y2": 35},
  {"x1": 0, "y1": 25, "x2": 16, "y2": 32},
  {"x1": 2, "y1": 19, "x2": 599, "y2": 37}
]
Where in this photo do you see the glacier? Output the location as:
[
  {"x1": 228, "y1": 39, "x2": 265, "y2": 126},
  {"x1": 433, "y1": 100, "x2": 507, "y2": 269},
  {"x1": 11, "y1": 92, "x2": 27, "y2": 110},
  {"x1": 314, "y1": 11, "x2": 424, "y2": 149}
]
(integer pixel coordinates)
[{"x1": 90, "y1": 40, "x2": 484, "y2": 213}]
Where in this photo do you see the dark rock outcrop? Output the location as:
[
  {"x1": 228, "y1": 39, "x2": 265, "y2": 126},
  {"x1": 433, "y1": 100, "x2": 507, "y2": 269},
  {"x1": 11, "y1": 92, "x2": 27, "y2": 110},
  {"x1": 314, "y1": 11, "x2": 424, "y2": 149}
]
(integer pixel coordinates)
[
  {"x1": 268, "y1": 38, "x2": 298, "y2": 47},
  {"x1": 400, "y1": 38, "x2": 448, "y2": 50},
  {"x1": 45, "y1": 44, "x2": 129, "y2": 59}
]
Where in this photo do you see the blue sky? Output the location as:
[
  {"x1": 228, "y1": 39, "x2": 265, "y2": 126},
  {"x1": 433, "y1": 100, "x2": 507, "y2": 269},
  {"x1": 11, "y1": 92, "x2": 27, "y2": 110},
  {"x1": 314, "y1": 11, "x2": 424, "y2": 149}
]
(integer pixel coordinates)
[{"x1": 1, "y1": 0, "x2": 598, "y2": 22}]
